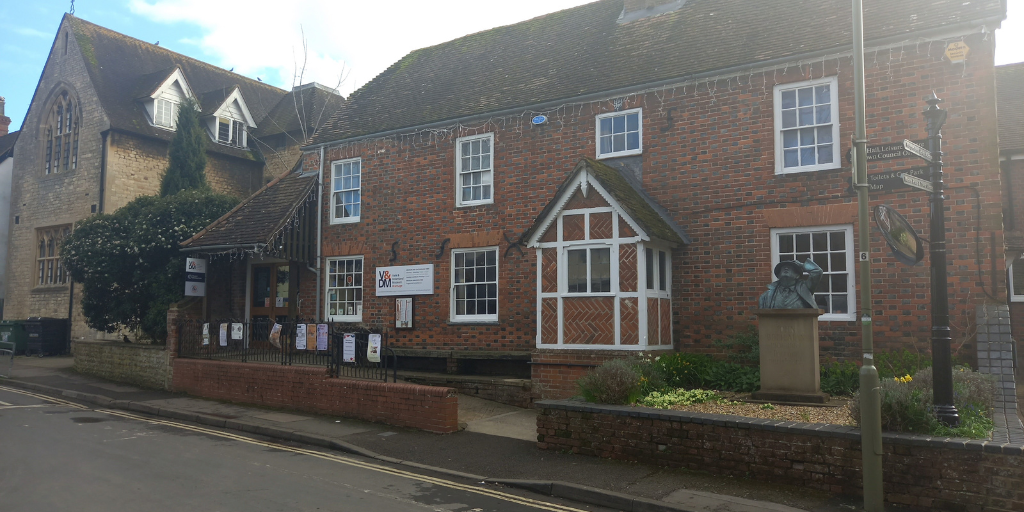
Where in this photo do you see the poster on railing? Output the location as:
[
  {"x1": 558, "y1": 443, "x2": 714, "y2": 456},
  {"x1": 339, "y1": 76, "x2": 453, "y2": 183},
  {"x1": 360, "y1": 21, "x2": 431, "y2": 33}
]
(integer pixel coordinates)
[
  {"x1": 367, "y1": 334, "x2": 381, "y2": 363},
  {"x1": 316, "y1": 324, "x2": 328, "y2": 351},
  {"x1": 295, "y1": 324, "x2": 307, "y2": 350},
  {"x1": 231, "y1": 323, "x2": 243, "y2": 340},
  {"x1": 202, "y1": 323, "x2": 210, "y2": 346},
  {"x1": 343, "y1": 333, "x2": 356, "y2": 363},
  {"x1": 219, "y1": 323, "x2": 228, "y2": 346},
  {"x1": 306, "y1": 324, "x2": 317, "y2": 351},
  {"x1": 269, "y1": 323, "x2": 282, "y2": 348}
]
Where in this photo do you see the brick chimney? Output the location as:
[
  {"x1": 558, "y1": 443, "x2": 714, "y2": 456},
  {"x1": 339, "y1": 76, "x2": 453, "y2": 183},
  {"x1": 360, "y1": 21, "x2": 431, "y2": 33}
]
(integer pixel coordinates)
[
  {"x1": 619, "y1": 0, "x2": 686, "y2": 24},
  {"x1": 0, "y1": 97, "x2": 10, "y2": 136}
]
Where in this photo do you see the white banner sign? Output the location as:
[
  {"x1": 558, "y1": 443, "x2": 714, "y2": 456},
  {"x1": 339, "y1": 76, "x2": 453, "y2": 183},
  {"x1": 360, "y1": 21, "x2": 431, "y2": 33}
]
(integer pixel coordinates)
[
  {"x1": 343, "y1": 333, "x2": 356, "y2": 363},
  {"x1": 295, "y1": 324, "x2": 307, "y2": 350},
  {"x1": 375, "y1": 264, "x2": 434, "y2": 296},
  {"x1": 184, "y1": 258, "x2": 207, "y2": 297},
  {"x1": 316, "y1": 324, "x2": 328, "y2": 351},
  {"x1": 367, "y1": 334, "x2": 382, "y2": 363}
]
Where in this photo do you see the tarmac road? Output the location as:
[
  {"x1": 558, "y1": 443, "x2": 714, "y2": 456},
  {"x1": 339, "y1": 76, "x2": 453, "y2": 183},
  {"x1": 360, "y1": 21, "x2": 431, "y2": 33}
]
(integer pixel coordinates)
[{"x1": 0, "y1": 386, "x2": 613, "y2": 512}]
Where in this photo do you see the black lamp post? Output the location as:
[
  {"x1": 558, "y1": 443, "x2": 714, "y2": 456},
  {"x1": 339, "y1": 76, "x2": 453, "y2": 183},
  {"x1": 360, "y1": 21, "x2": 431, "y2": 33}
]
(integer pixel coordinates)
[{"x1": 924, "y1": 92, "x2": 959, "y2": 427}]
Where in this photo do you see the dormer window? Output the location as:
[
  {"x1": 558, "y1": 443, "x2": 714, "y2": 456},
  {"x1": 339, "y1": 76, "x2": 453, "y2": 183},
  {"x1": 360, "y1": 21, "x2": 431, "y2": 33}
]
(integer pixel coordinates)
[
  {"x1": 155, "y1": 98, "x2": 178, "y2": 128},
  {"x1": 217, "y1": 117, "x2": 246, "y2": 147}
]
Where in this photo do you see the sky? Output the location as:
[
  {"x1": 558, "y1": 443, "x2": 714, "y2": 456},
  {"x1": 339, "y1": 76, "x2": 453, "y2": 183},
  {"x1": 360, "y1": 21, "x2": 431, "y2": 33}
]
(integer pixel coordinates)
[{"x1": 1, "y1": 0, "x2": 1023, "y2": 132}]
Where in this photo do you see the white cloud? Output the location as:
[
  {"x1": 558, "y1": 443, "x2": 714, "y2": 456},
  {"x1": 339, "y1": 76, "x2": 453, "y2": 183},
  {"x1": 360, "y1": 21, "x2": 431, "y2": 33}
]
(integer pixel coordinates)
[
  {"x1": 128, "y1": 0, "x2": 593, "y2": 96},
  {"x1": 12, "y1": 27, "x2": 51, "y2": 38}
]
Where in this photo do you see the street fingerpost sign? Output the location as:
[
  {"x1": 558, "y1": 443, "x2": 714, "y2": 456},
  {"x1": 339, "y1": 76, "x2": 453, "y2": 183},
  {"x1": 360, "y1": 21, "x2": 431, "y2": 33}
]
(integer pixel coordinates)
[
  {"x1": 901, "y1": 173, "x2": 933, "y2": 193},
  {"x1": 903, "y1": 139, "x2": 933, "y2": 163}
]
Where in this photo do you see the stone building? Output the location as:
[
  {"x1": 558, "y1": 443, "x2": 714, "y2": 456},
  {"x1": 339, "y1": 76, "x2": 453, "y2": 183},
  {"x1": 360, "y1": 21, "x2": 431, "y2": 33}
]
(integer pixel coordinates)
[
  {"x1": 0, "y1": 97, "x2": 18, "y2": 318},
  {"x1": 187, "y1": 0, "x2": 1008, "y2": 400},
  {"x1": 2, "y1": 14, "x2": 342, "y2": 341}
]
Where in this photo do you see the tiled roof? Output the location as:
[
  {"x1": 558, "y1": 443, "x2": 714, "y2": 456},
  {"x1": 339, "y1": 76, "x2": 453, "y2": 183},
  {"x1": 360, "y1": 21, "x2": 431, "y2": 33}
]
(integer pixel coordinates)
[
  {"x1": 254, "y1": 83, "x2": 345, "y2": 141},
  {"x1": 66, "y1": 15, "x2": 287, "y2": 152},
  {"x1": 310, "y1": 0, "x2": 1004, "y2": 145},
  {"x1": 997, "y1": 62, "x2": 1024, "y2": 153},
  {"x1": 181, "y1": 163, "x2": 317, "y2": 250},
  {"x1": 0, "y1": 131, "x2": 19, "y2": 161},
  {"x1": 526, "y1": 158, "x2": 689, "y2": 246}
]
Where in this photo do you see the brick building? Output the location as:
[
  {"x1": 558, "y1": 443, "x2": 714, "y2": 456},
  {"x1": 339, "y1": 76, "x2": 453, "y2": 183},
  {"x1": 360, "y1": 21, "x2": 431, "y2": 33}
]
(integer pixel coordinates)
[
  {"x1": 998, "y1": 62, "x2": 1024, "y2": 344},
  {"x1": 187, "y1": 0, "x2": 1008, "y2": 399},
  {"x1": 2, "y1": 14, "x2": 342, "y2": 341}
]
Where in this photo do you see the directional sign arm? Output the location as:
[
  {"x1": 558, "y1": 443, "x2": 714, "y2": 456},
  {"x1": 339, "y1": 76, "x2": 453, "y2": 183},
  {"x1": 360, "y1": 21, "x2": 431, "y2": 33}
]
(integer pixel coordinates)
[{"x1": 903, "y1": 139, "x2": 933, "y2": 163}]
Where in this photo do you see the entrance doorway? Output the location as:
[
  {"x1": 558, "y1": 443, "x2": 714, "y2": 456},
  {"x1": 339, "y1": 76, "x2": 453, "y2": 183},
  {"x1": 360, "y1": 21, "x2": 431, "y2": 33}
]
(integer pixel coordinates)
[{"x1": 250, "y1": 264, "x2": 291, "y2": 335}]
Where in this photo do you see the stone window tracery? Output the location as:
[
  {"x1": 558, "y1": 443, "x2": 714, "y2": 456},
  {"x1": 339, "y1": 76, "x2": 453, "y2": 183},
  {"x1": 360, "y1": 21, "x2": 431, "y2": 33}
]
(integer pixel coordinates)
[{"x1": 44, "y1": 91, "x2": 79, "y2": 174}]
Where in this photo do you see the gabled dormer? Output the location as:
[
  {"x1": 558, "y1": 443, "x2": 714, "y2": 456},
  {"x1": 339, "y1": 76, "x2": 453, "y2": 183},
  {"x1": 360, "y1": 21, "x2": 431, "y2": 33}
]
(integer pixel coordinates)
[
  {"x1": 139, "y1": 67, "x2": 195, "y2": 131},
  {"x1": 200, "y1": 86, "x2": 256, "y2": 149}
]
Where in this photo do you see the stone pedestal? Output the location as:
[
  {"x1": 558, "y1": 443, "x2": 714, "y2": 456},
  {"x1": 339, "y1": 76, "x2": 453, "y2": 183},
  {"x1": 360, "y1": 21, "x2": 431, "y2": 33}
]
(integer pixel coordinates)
[{"x1": 751, "y1": 308, "x2": 829, "y2": 404}]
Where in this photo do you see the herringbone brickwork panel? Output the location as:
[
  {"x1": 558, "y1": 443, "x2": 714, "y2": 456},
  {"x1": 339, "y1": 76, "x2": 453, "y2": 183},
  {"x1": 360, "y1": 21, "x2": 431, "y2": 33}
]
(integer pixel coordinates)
[
  {"x1": 647, "y1": 297, "x2": 661, "y2": 345},
  {"x1": 541, "y1": 298, "x2": 559, "y2": 344},
  {"x1": 540, "y1": 224, "x2": 557, "y2": 243},
  {"x1": 590, "y1": 212, "x2": 613, "y2": 239},
  {"x1": 562, "y1": 214, "x2": 585, "y2": 241},
  {"x1": 619, "y1": 244, "x2": 637, "y2": 292},
  {"x1": 619, "y1": 217, "x2": 636, "y2": 237},
  {"x1": 659, "y1": 299, "x2": 673, "y2": 345},
  {"x1": 542, "y1": 248, "x2": 557, "y2": 293},
  {"x1": 620, "y1": 297, "x2": 639, "y2": 345},
  {"x1": 564, "y1": 188, "x2": 609, "y2": 210},
  {"x1": 563, "y1": 297, "x2": 614, "y2": 344}
]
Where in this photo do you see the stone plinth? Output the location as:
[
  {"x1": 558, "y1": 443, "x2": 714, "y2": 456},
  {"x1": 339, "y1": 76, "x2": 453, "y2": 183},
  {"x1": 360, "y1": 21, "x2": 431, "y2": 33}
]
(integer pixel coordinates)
[{"x1": 751, "y1": 308, "x2": 829, "y2": 404}]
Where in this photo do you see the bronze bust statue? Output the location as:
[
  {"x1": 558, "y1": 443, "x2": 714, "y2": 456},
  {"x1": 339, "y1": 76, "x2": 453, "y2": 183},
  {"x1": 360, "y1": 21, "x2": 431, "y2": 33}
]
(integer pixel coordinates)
[{"x1": 758, "y1": 259, "x2": 823, "y2": 309}]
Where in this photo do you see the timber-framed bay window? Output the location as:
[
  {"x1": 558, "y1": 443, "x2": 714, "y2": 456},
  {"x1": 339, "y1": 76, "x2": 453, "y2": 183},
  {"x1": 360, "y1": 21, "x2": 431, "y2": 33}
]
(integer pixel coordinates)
[
  {"x1": 326, "y1": 256, "x2": 363, "y2": 321},
  {"x1": 770, "y1": 225, "x2": 855, "y2": 321},
  {"x1": 527, "y1": 160, "x2": 687, "y2": 350},
  {"x1": 451, "y1": 247, "x2": 498, "y2": 322},
  {"x1": 37, "y1": 226, "x2": 71, "y2": 287},
  {"x1": 44, "y1": 91, "x2": 79, "y2": 174}
]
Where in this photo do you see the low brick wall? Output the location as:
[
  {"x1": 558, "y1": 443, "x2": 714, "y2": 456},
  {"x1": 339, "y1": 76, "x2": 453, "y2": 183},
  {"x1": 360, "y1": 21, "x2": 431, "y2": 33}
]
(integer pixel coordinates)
[
  {"x1": 402, "y1": 373, "x2": 533, "y2": 408},
  {"x1": 172, "y1": 359, "x2": 459, "y2": 433},
  {"x1": 537, "y1": 400, "x2": 1024, "y2": 511},
  {"x1": 72, "y1": 341, "x2": 171, "y2": 390}
]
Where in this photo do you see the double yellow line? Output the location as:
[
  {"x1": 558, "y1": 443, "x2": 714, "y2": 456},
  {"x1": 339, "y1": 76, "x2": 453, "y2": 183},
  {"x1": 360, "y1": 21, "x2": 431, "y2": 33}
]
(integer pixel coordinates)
[{"x1": 0, "y1": 385, "x2": 590, "y2": 512}]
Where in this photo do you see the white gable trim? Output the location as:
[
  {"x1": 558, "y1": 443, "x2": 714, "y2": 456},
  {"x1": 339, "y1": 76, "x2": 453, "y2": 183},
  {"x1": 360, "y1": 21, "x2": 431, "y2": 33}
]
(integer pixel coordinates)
[
  {"x1": 151, "y1": 67, "x2": 195, "y2": 102},
  {"x1": 526, "y1": 168, "x2": 650, "y2": 248},
  {"x1": 213, "y1": 87, "x2": 257, "y2": 128}
]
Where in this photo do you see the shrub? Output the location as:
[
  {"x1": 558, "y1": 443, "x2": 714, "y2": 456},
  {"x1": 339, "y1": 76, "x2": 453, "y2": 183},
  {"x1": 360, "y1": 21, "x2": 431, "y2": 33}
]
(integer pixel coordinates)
[
  {"x1": 851, "y1": 365, "x2": 997, "y2": 438},
  {"x1": 874, "y1": 349, "x2": 931, "y2": 379},
  {"x1": 820, "y1": 361, "x2": 859, "y2": 396},
  {"x1": 638, "y1": 389, "x2": 728, "y2": 409},
  {"x1": 713, "y1": 325, "x2": 760, "y2": 364},
  {"x1": 633, "y1": 355, "x2": 667, "y2": 396},
  {"x1": 577, "y1": 359, "x2": 642, "y2": 405},
  {"x1": 705, "y1": 363, "x2": 761, "y2": 392},
  {"x1": 655, "y1": 352, "x2": 715, "y2": 389}
]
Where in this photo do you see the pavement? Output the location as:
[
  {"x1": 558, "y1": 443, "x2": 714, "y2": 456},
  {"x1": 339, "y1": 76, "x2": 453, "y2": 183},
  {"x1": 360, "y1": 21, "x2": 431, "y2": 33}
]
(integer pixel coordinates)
[{"x1": 0, "y1": 355, "x2": 867, "y2": 512}]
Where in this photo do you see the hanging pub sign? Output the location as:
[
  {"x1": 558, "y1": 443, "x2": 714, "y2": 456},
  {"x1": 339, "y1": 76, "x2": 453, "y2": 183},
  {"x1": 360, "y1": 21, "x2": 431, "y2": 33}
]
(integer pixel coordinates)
[
  {"x1": 184, "y1": 257, "x2": 207, "y2": 296},
  {"x1": 874, "y1": 204, "x2": 924, "y2": 265},
  {"x1": 375, "y1": 264, "x2": 434, "y2": 296}
]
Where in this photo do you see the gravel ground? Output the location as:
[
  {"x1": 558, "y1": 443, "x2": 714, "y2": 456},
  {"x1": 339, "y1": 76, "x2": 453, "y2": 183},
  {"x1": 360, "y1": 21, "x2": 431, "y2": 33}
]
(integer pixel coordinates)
[{"x1": 669, "y1": 392, "x2": 857, "y2": 426}]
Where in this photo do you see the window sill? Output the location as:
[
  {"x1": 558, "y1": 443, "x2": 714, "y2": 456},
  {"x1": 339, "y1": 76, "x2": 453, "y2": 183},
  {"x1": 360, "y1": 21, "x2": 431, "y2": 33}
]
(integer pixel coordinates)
[
  {"x1": 329, "y1": 218, "x2": 360, "y2": 225},
  {"x1": 596, "y1": 149, "x2": 643, "y2": 160},
  {"x1": 775, "y1": 163, "x2": 842, "y2": 175},
  {"x1": 447, "y1": 320, "x2": 500, "y2": 326},
  {"x1": 456, "y1": 200, "x2": 495, "y2": 209}
]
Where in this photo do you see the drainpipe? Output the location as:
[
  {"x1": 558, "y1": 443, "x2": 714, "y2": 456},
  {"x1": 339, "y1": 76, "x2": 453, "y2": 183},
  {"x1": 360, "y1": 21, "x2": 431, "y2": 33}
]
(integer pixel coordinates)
[{"x1": 316, "y1": 146, "x2": 324, "y2": 320}]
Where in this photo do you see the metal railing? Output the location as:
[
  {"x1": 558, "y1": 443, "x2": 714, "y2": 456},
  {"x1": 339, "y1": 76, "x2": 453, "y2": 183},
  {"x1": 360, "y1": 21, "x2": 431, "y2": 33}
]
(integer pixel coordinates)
[{"x1": 177, "y1": 319, "x2": 396, "y2": 382}]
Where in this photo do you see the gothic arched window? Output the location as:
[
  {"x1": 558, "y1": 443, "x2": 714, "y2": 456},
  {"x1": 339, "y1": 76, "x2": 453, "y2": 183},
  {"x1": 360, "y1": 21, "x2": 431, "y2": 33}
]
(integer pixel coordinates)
[{"x1": 44, "y1": 91, "x2": 79, "y2": 174}]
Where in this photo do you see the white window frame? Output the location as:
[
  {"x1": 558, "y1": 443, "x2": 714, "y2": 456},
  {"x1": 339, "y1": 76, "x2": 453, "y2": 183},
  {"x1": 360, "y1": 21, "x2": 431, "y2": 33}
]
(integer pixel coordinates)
[
  {"x1": 216, "y1": 117, "x2": 247, "y2": 148},
  {"x1": 644, "y1": 247, "x2": 671, "y2": 295},
  {"x1": 455, "y1": 133, "x2": 494, "y2": 207},
  {"x1": 595, "y1": 108, "x2": 643, "y2": 159},
  {"x1": 770, "y1": 224, "x2": 855, "y2": 321},
  {"x1": 450, "y1": 247, "x2": 499, "y2": 323},
  {"x1": 564, "y1": 245, "x2": 614, "y2": 295},
  {"x1": 325, "y1": 256, "x2": 364, "y2": 322},
  {"x1": 773, "y1": 76, "x2": 840, "y2": 174},
  {"x1": 330, "y1": 158, "x2": 362, "y2": 224},
  {"x1": 154, "y1": 98, "x2": 178, "y2": 129},
  {"x1": 1010, "y1": 259, "x2": 1024, "y2": 302}
]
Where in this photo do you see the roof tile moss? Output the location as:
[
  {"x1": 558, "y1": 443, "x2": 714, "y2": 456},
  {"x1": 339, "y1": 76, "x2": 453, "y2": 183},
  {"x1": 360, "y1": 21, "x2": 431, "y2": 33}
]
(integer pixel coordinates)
[{"x1": 310, "y1": 0, "x2": 1004, "y2": 145}]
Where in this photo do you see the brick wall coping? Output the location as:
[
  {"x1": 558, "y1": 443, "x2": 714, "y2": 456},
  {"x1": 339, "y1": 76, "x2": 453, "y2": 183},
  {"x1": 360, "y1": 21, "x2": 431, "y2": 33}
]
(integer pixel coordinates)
[
  {"x1": 73, "y1": 340, "x2": 167, "y2": 351},
  {"x1": 536, "y1": 400, "x2": 1024, "y2": 456}
]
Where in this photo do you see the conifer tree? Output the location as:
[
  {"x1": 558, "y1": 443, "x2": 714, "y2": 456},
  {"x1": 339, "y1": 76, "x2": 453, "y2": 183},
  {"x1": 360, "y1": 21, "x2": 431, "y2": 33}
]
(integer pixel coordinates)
[{"x1": 160, "y1": 97, "x2": 208, "y2": 196}]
